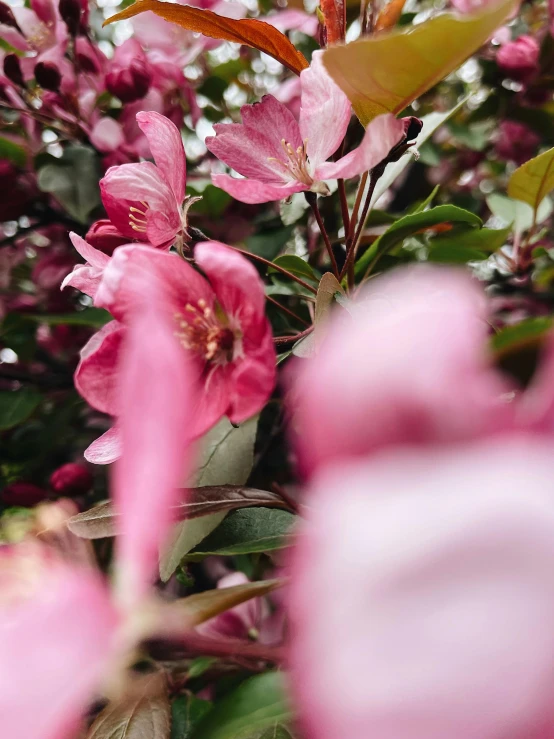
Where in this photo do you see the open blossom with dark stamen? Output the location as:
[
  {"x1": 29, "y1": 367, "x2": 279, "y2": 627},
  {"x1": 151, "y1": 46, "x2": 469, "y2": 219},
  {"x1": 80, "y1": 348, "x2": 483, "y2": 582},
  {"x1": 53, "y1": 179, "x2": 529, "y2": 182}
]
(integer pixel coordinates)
[
  {"x1": 205, "y1": 51, "x2": 405, "y2": 204},
  {"x1": 99, "y1": 111, "x2": 198, "y2": 250},
  {"x1": 76, "y1": 242, "x2": 276, "y2": 464}
]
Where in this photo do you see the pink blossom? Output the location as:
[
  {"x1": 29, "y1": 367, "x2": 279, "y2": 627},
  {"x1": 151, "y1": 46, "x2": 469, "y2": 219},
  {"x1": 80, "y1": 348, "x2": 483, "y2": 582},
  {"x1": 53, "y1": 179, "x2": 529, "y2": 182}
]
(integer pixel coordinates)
[
  {"x1": 77, "y1": 242, "x2": 276, "y2": 463},
  {"x1": 494, "y1": 120, "x2": 540, "y2": 165},
  {"x1": 206, "y1": 51, "x2": 405, "y2": 204},
  {"x1": 289, "y1": 437, "x2": 554, "y2": 739},
  {"x1": 290, "y1": 265, "x2": 518, "y2": 478},
  {"x1": 100, "y1": 111, "x2": 196, "y2": 249},
  {"x1": 105, "y1": 38, "x2": 153, "y2": 104},
  {"x1": 497, "y1": 35, "x2": 540, "y2": 82}
]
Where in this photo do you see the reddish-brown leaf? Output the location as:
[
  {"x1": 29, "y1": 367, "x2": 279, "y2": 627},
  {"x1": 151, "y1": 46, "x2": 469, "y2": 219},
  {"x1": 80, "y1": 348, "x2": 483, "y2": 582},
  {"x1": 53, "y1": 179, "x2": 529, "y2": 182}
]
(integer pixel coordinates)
[{"x1": 104, "y1": 0, "x2": 309, "y2": 75}]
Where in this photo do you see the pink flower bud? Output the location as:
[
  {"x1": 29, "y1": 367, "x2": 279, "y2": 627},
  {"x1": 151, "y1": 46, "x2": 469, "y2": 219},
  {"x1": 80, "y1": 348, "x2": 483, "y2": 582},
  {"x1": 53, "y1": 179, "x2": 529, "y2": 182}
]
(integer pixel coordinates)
[
  {"x1": 2, "y1": 482, "x2": 48, "y2": 507},
  {"x1": 497, "y1": 35, "x2": 540, "y2": 82},
  {"x1": 49, "y1": 463, "x2": 93, "y2": 497},
  {"x1": 34, "y1": 61, "x2": 62, "y2": 92},
  {"x1": 105, "y1": 39, "x2": 152, "y2": 103},
  {"x1": 86, "y1": 219, "x2": 128, "y2": 255},
  {"x1": 494, "y1": 120, "x2": 540, "y2": 165},
  {"x1": 3, "y1": 54, "x2": 25, "y2": 89}
]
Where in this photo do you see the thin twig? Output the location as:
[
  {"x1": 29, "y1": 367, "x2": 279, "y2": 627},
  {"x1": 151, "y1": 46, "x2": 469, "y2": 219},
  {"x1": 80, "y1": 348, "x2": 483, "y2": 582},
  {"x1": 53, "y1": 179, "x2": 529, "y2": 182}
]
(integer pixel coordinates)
[
  {"x1": 273, "y1": 325, "x2": 314, "y2": 346},
  {"x1": 266, "y1": 295, "x2": 310, "y2": 327},
  {"x1": 338, "y1": 178, "x2": 350, "y2": 235},
  {"x1": 229, "y1": 246, "x2": 317, "y2": 295},
  {"x1": 306, "y1": 194, "x2": 339, "y2": 278}
]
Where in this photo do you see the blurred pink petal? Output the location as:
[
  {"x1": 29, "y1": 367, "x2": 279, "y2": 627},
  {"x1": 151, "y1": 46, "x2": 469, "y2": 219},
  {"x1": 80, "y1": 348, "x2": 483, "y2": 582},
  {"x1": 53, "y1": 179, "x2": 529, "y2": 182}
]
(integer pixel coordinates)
[
  {"x1": 61, "y1": 232, "x2": 112, "y2": 299},
  {"x1": 113, "y1": 297, "x2": 194, "y2": 606},
  {"x1": 289, "y1": 437, "x2": 554, "y2": 739},
  {"x1": 84, "y1": 426, "x2": 121, "y2": 464},
  {"x1": 75, "y1": 320, "x2": 124, "y2": 415}
]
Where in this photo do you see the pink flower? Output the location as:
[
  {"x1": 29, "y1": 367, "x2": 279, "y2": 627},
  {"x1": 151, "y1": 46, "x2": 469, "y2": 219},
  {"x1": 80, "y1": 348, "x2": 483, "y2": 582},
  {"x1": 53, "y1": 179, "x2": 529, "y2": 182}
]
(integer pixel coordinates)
[
  {"x1": 497, "y1": 35, "x2": 540, "y2": 82},
  {"x1": 290, "y1": 264, "x2": 554, "y2": 479},
  {"x1": 0, "y1": 293, "x2": 194, "y2": 737},
  {"x1": 206, "y1": 51, "x2": 405, "y2": 204},
  {"x1": 288, "y1": 436, "x2": 554, "y2": 739},
  {"x1": 76, "y1": 242, "x2": 276, "y2": 463},
  {"x1": 105, "y1": 38, "x2": 153, "y2": 103},
  {"x1": 100, "y1": 111, "x2": 197, "y2": 249},
  {"x1": 494, "y1": 120, "x2": 540, "y2": 165}
]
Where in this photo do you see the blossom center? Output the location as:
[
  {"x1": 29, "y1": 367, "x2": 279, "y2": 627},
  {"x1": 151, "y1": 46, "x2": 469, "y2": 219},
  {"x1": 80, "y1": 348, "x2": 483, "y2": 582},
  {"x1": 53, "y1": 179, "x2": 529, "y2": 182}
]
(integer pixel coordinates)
[
  {"x1": 268, "y1": 139, "x2": 313, "y2": 186},
  {"x1": 174, "y1": 299, "x2": 238, "y2": 365}
]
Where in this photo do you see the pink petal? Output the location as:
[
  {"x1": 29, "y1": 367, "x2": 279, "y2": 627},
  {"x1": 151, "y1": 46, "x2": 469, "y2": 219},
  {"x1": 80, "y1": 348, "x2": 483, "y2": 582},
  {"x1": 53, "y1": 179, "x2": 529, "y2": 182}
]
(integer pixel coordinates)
[
  {"x1": 227, "y1": 332, "x2": 276, "y2": 424},
  {"x1": 316, "y1": 113, "x2": 405, "y2": 181},
  {"x1": 61, "y1": 263, "x2": 103, "y2": 299},
  {"x1": 299, "y1": 51, "x2": 351, "y2": 168},
  {"x1": 113, "y1": 295, "x2": 194, "y2": 606},
  {"x1": 211, "y1": 173, "x2": 306, "y2": 204},
  {"x1": 75, "y1": 321, "x2": 124, "y2": 415},
  {"x1": 265, "y1": 9, "x2": 319, "y2": 36},
  {"x1": 136, "y1": 111, "x2": 186, "y2": 203},
  {"x1": 68, "y1": 232, "x2": 111, "y2": 270},
  {"x1": 84, "y1": 426, "x2": 121, "y2": 464},
  {"x1": 289, "y1": 265, "x2": 515, "y2": 479},
  {"x1": 0, "y1": 550, "x2": 118, "y2": 739},
  {"x1": 206, "y1": 95, "x2": 303, "y2": 184},
  {"x1": 289, "y1": 437, "x2": 554, "y2": 739}
]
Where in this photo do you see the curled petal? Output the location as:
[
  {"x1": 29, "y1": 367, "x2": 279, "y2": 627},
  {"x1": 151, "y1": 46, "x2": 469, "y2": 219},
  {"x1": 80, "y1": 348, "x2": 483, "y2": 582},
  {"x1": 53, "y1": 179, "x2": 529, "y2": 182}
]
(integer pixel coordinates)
[
  {"x1": 316, "y1": 113, "x2": 405, "y2": 181},
  {"x1": 136, "y1": 110, "x2": 186, "y2": 203},
  {"x1": 84, "y1": 426, "x2": 122, "y2": 465},
  {"x1": 75, "y1": 321, "x2": 124, "y2": 415}
]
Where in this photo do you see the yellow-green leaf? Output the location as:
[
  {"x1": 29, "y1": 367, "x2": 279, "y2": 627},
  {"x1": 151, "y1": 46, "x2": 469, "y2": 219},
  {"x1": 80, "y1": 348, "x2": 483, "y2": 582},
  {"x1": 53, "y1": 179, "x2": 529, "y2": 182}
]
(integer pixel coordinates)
[
  {"x1": 322, "y1": 0, "x2": 516, "y2": 125},
  {"x1": 507, "y1": 147, "x2": 554, "y2": 216}
]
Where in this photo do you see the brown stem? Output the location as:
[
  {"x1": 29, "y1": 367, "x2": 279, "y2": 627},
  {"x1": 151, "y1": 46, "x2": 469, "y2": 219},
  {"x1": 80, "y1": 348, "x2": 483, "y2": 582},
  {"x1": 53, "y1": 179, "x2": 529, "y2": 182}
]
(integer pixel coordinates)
[
  {"x1": 340, "y1": 170, "x2": 381, "y2": 284},
  {"x1": 273, "y1": 325, "x2": 314, "y2": 346},
  {"x1": 348, "y1": 171, "x2": 368, "y2": 243},
  {"x1": 266, "y1": 295, "x2": 310, "y2": 327},
  {"x1": 338, "y1": 178, "x2": 350, "y2": 235},
  {"x1": 306, "y1": 194, "x2": 339, "y2": 278},
  {"x1": 229, "y1": 246, "x2": 317, "y2": 295}
]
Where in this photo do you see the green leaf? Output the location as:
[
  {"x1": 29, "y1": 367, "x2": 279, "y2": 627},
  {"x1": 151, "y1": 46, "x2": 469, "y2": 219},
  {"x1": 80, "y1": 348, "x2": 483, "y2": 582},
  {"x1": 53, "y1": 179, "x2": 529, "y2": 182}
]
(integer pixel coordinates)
[
  {"x1": 427, "y1": 226, "x2": 511, "y2": 263},
  {"x1": 486, "y1": 193, "x2": 552, "y2": 236},
  {"x1": 195, "y1": 416, "x2": 259, "y2": 487},
  {"x1": 322, "y1": 0, "x2": 516, "y2": 125},
  {"x1": 412, "y1": 184, "x2": 440, "y2": 213},
  {"x1": 268, "y1": 256, "x2": 317, "y2": 283},
  {"x1": 0, "y1": 137, "x2": 26, "y2": 168},
  {"x1": 23, "y1": 308, "x2": 112, "y2": 328},
  {"x1": 491, "y1": 316, "x2": 554, "y2": 359},
  {"x1": 355, "y1": 205, "x2": 482, "y2": 276},
  {"x1": 507, "y1": 147, "x2": 554, "y2": 217},
  {"x1": 187, "y1": 183, "x2": 231, "y2": 217},
  {"x1": 369, "y1": 101, "x2": 467, "y2": 207},
  {"x1": 186, "y1": 508, "x2": 296, "y2": 558},
  {"x1": 191, "y1": 672, "x2": 292, "y2": 739},
  {"x1": 172, "y1": 696, "x2": 212, "y2": 739},
  {"x1": 37, "y1": 145, "x2": 101, "y2": 224},
  {"x1": 160, "y1": 512, "x2": 227, "y2": 583},
  {"x1": 187, "y1": 657, "x2": 217, "y2": 679},
  {"x1": 160, "y1": 417, "x2": 259, "y2": 580},
  {"x1": 257, "y1": 728, "x2": 295, "y2": 739},
  {"x1": 0, "y1": 390, "x2": 41, "y2": 431}
]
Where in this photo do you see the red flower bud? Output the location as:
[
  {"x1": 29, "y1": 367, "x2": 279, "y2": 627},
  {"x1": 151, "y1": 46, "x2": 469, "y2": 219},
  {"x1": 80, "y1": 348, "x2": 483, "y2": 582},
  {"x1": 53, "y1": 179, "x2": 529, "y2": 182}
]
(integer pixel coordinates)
[
  {"x1": 494, "y1": 120, "x2": 540, "y2": 165},
  {"x1": 0, "y1": 1, "x2": 23, "y2": 33},
  {"x1": 2, "y1": 482, "x2": 48, "y2": 507},
  {"x1": 34, "y1": 61, "x2": 62, "y2": 91},
  {"x1": 49, "y1": 463, "x2": 93, "y2": 497},
  {"x1": 105, "y1": 39, "x2": 152, "y2": 103},
  {"x1": 402, "y1": 116, "x2": 424, "y2": 143},
  {"x1": 86, "y1": 219, "x2": 129, "y2": 255},
  {"x1": 3, "y1": 54, "x2": 25, "y2": 88},
  {"x1": 58, "y1": 0, "x2": 82, "y2": 35},
  {"x1": 497, "y1": 35, "x2": 540, "y2": 83}
]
